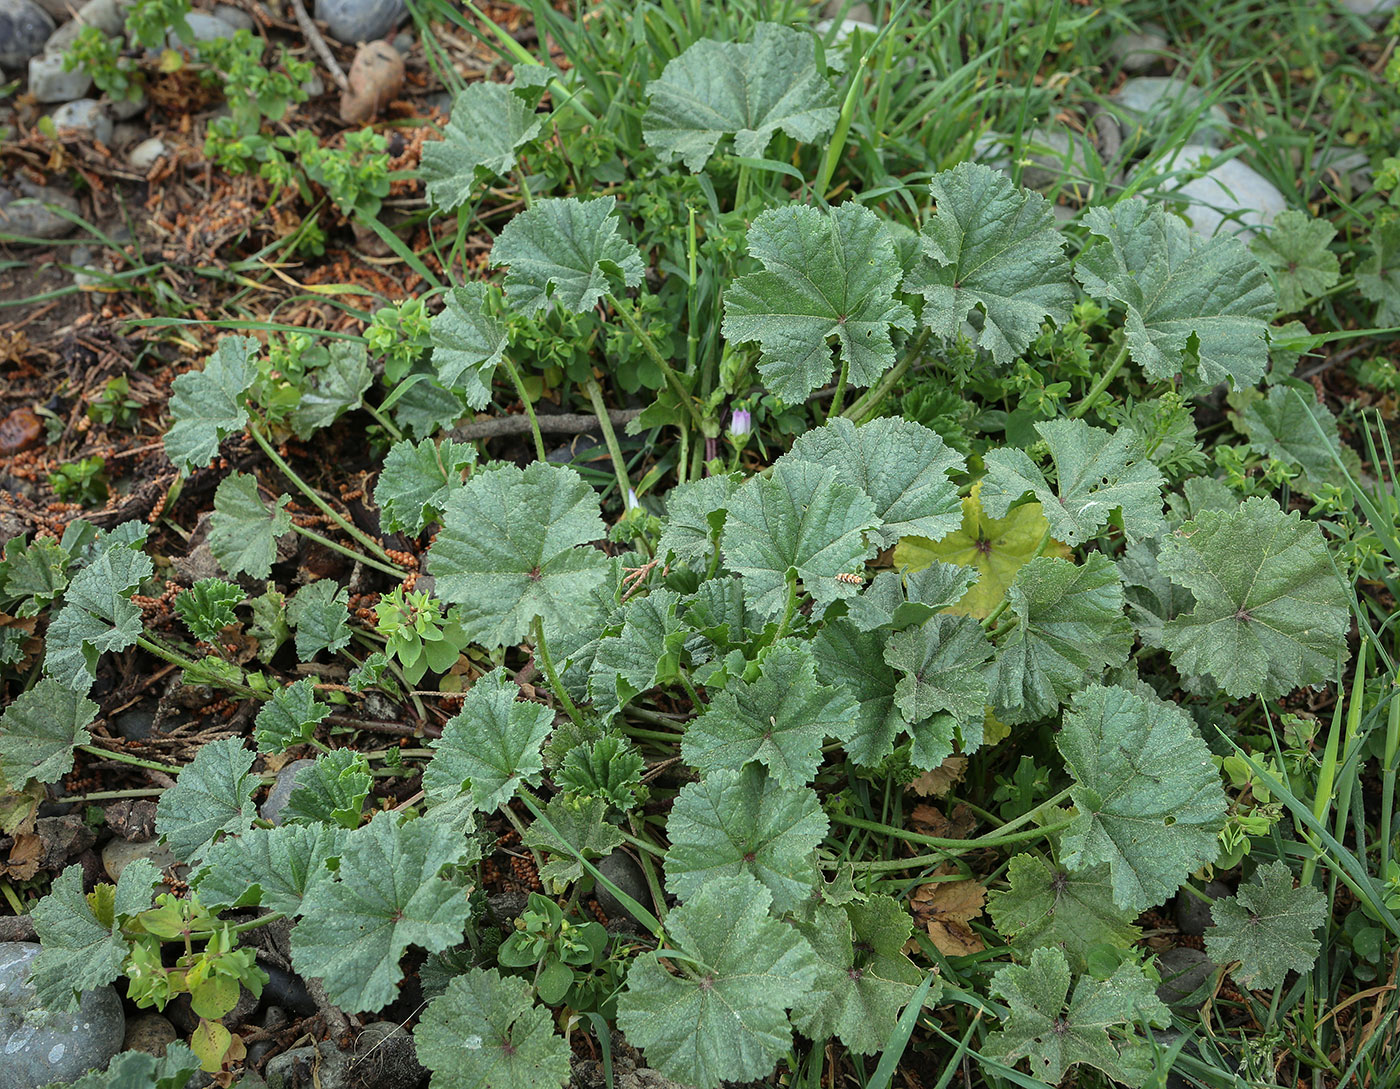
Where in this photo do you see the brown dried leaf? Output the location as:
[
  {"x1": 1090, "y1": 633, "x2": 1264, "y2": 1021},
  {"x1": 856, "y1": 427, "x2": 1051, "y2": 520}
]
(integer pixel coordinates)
[
  {"x1": 909, "y1": 801, "x2": 978, "y2": 839},
  {"x1": 911, "y1": 878, "x2": 987, "y2": 957},
  {"x1": 908, "y1": 755, "x2": 968, "y2": 797}
]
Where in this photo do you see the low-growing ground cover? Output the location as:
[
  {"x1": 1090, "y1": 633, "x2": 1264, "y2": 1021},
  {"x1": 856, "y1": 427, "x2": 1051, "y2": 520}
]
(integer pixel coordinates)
[{"x1": 2, "y1": 1, "x2": 1400, "y2": 1087}]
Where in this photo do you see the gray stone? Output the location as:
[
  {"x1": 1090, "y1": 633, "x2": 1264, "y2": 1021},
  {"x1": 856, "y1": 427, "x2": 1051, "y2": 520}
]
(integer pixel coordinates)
[
  {"x1": 126, "y1": 134, "x2": 167, "y2": 170},
  {"x1": 0, "y1": 180, "x2": 79, "y2": 239},
  {"x1": 105, "y1": 86, "x2": 143, "y2": 119},
  {"x1": 0, "y1": 0, "x2": 55, "y2": 69},
  {"x1": 108, "y1": 118, "x2": 140, "y2": 146},
  {"x1": 168, "y1": 11, "x2": 237, "y2": 46},
  {"x1": 594, "y1": 849, "x2": 649, "y2": 922},
  {"x1": 258, "y1": 964, "x2": 314, "y2": 1017},
  {"x1": 260, "y1": 759, "x2": 316, "y2": 825},
  {"x1": 390, "y1": 28, "x2": 411, "y2": 53},
  {"x1": 122, "y1": 1012, "x2": 176, "y2": 1056},
  {"x1": 1175, "y1": 880, "x2": 1231, "y2": 936},
  {"x1": 266, "y1": 1041, "x2": 354, "y2": 1089},
  {"x1": 50, "y1": 97, "x2": 112, "y2": 143},
  {"x1": 70, "y1": 0, "x2": 127, "y2": 35},
  {"x1": 212, "y1": 3, "x2": 252, "y2": 30},
  {"x1": 31, "y1": 0, "x2": 71, "y2": 22},
  {"x1": 112, "y1": 706, "x2": 156, "y2": 741},
  {"x1": 234, "y1": 1076, "x2": 270, "y2": 1089},
  {"x1": 0, "y1": 942, "x2": 125, "y2": 1089},
  {"x1": 41, "y1": 15, "x2": 81, "y2": 54},
  {"x1": 1343, "y1": 0, "x2": 1400, "y2": 13},
  {"x1": 100, "y1": 836, "x2": 180, "y2": 882},
  {"x1": 70, "y1": 244, "x2": 102, "y2": 288},
  {"x1": 315, "y1": 0, "x2": 405, "y2": 45},
  {"x1": 27, "y1": 49, "x2": 90, "y2": 102},
  {"x1": 1017, "y1": 127, "x2": 1090, "y2": 193},
  {"x1": 813, "y1": 16, "x2": 878, "y2": 47},
  {"x1": 1155, "y1": 947, "x2": 1218, "y2": 1008},
  {"x1": 346, "y1": 1021, "x2": 423, "y2": 1089},
  {"x1": 1108, "y1": 24, "x2": 1168, "y2": 72},
  {"x1": 301, "y1": 72, "x2": 324, "y2": 97},
  {"x1": 1149, "y1": 144, "x2": 1288, "y2": 240},
  {"x1": 1111, "y1": 77, "x2": 1230, "y2": 148}
]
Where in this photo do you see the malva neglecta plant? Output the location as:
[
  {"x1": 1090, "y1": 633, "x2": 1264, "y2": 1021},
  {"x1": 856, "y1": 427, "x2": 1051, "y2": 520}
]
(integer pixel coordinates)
[{"x1": 2, "y1": 13, "x2": 1396, "y2": 1089}]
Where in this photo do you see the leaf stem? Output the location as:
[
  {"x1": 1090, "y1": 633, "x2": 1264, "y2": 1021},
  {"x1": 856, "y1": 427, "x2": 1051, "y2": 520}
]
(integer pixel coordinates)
[
  {"x1": 247, "y1": 424, "x2": 400, "y2": 567},
  {"x1": 291, "y1": 523, "x2": 404, "y2": 578},
  {"x1": 583, "y1": 377, "x2": 631, "y2": 502},
  {"x1": 500, "y1": 356, "x2": 547, "y2": 461},
  {"x1": 79, "y1": 744, "x2": 184, "y2": 776},
  {"x1": 842, "y1": 328, "x2": 932, "y2": 424},
  {"x1": 134, "y1": 636, "x2": 259, "y2": 700},
  {"x1": 618, "y1": 829, "x2": 666, "y2": 859},
  {"x1": 830, "y1": 810, "x2": 1074, "y2": 857},
  {"x1": 360, "y1": 400, "x2": 403, "y2": 442},
  {"x1": 773, "y1": 572, "x2": 800, "y2": 642},
  {"x1": 1069, "y1": 340, "x2": 1131, "y2": 420},
  {"x1": 605, "y1": 293, "x2": 704, "y2": 430},
  {"x1": 826, "y1": 357, "x2": 849, "y2": 422},
  {"x1": 532, "y1": 616, "x2": 583, "y2": 729}
]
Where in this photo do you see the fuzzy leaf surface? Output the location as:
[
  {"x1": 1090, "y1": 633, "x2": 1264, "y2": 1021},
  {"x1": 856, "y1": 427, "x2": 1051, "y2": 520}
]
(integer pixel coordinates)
[
  {"x1": 812, "y1": 620, "x2": 904, "y2": 766},
  {"x1": 617, "y1": 874, "x2": 820, "y2": 1088},
  {"x1": 420, "y1": 81, "x2": 544, "y2": 210},
  {"x1": 906, "y1": 162, "x2": 1074, "y2": 363},
  {"x1": 590, "y1": 588, "x2": 687, "y2": 714},
  {"x1": 884, "y1": 615, "x2": 993, "y2": 767},
  {"x1": 658, "y1": 473, "x2": 740, "y2": 568},
  {"x1": 0, "y1": 678, "x2": 95, "y2": 788},
  {"x1": 1358, "y1": 219, "x2": 1400, "y2": 326},
  {"x1": 253, "y1": 678, "x2": 332, "y2": 754},
  {"x1": 374, "y1": 437, "x2": 476, "y2": 536},
  {"x1": 287, "y1": 579, "x2": 352, "y2": 659},
  {"x1": 1075, "y1": 200, "x2": 1275, "y2": 388},
  {"x1": 642, "y1": 23, "x2": 837, "y2": 171},
  {"x1": 174, "y1": 578, "x2": 243, "y2": 642},
  {"x1": 1204, "y1": 860, "x2": 1327, "y2": 989},
  {"x1": 155, "y1": 736, "x2": 258, "y2": 863},
  {"x1": 292, "y1": 811, "x2": 471, "y2": 1014},
  {"x1": 664, "y1": 765, "x2": 827, "y2": 914},
  {"x1": 1251, "y1": 210, "x2": 1339, "y2": 313},
  {"x1": 283, "y1": 749, "x2": 373, "y2": 828},
  {"x1": 722, "y1": 202, "x2": 915, "y2": 403},
  {"x1": 492, "y1": 196, "x2": 643, "y2": 315},
  {"x1": 164, "y1": 336, "x2": 259, "y2": 472},
  {"x1": 427, "y1": 462, "x2": 608, "y2": 648},
  {"x1": 208, "y1": 472, "x2": 293, "y2": 580},
  {"x1": 430, "y1": 282, "x2": 508, "y2": 409},
  {"x1": 1158, "y1": 496, "x2": 1349, "y2": 698},
  {"x1": 45, "y1": 544, "x2": 151, "y2": 691},
  {"x1": 1058, "y1": 685, "x2": 1226, "y2": 911},
  {"x1": 523, "y1": 794, "x2": 625, "y2": 887},
  {"x1": 288, "y1": 341, "x2": 372, "y2": 439},
  {"x1": 195, "y1": 823, "x2": 344, "y2": 916},
  {"x1": 1235, "y1": 386, "x2": 1346, "y2": 496}
]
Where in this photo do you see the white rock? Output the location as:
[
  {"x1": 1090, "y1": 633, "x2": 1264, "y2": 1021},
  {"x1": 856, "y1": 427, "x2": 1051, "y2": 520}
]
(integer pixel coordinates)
[
  {"x1": 50, "y1": 95, "x2": 111, "y2": 143},
  {"x1": 105, "y1": 85, "x2": 143, "y2": 119},
  {"x1": 1111, "y1": 76, "x2": 1230, "y2": 148},
  {"x1": 1146, "y1": 144, "x2": 1288, "y2": 240},
  {"x1": 212, "y1": 2, "x2": 252, "y2": 30},
  {"x1": 814, "y1": 16, "x2": 879, "y2": 46},
  {"x1": 1342, "y1": 0, "x2": 1400, "y2": 13},
  {"x1": 126, "y1": 134, "x2": 166, "y2": 170},
  {"x1": 1108, "y1": 24, "x2": 1167, "y2": 72},
  {"x1": 167, "y1": 11, "x2": 237, "y2": 46},
  {"x1": 28, "y1": 48, "x2": 89, "y2": 101}
]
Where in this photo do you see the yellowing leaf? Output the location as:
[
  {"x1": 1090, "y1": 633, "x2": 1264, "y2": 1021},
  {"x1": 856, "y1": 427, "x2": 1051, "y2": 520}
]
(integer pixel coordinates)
[
  {"x1": 911, "y1": 878, "x2": 986, "y2": 956},
  {"x1": 893, "y1": 482, "x2": 1068, "y2": 618}
]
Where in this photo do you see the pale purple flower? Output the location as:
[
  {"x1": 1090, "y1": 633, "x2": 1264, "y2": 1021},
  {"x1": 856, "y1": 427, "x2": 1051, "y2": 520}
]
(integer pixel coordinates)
[{"x1": 729, "y1": 408, "x2": 752, "y2": 437}]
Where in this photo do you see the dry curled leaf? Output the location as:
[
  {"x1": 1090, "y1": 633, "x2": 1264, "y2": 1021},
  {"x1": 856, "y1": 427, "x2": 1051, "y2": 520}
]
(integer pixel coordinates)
[
  {"x1": 911, "y1": 877, "x2": 987, "y2": 956},
  {"x1": 908, "y1": 755, "x2": 968, "y2": 797},
  {"x1": 910, "y1": 801, "x2": 978, "y2": 839}
]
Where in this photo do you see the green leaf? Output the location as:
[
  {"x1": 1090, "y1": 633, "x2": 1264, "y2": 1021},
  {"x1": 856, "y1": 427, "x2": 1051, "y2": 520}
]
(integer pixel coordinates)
[
  {"x1": 374, "y1": 437, "x2": 476, "y2": 537},
  {"x1": 812, "y1": 619, "x2": 904, "y2": 767},
  {"x1": 988, "y1": 553, "x2": 1134, "y2": 724},
  {"x1": 1075, "y1": 200, "x2": 1276, "y2": 389},
  {"x1": 1158, "y1": 496, "x2": 1349, "y2": 699},
  {"x1": 722, "y1": 202, "x2": 916, "y2": 403},
  {"x1": 642, "y1": 22, "x2": 837, "y2": 172},
  {"x1": 1204, "y1": 860, "x2": 1327, "y2": 990},
  {"x1": 0, "y1": 678, "x2": 95, "y2": 788},
  {"x1": 1058, "y1": 684, "x2": 1227, "y2": 911},
  {"x1": 155, "y1": 736, "x2": 258, "y2": 863},
  {"x1": 664, "y1": 764, "x2": 827, "y2": 914},
  {"x1": 988, "y1": 946, "x2": 1168, "y2": 1086},
  {"x1": 194, "y1": 823, "x2": 344, "y2": 917},
  {"x1": 30, "y1": 860, "x2": 160, "y2": 1010},
  {"x1": 420, "y1": 81, "x2": 545, "y2": 211},
  {"x1": 845, "y1": 563, "x2": 976, "y2": 632},
  {"x1": 282, "y1": 748, "x2": 372, "y2": 828},
  {"x1": 1250, "y1": 210, "x2": 1339, "y2": 313},
  {"x1": 430, "y1": 282, "x2": 509, "y2": 409},
  {"x1": 556, "y1": 735, "x2": 645, "y2": 811},
  {"x1": 784, "y1": 417, "x2": 964, "y2": 548},
  {"x1": 1358, "y1": 219, "x2": 1400, "y2": 326},
  {"x1": 682, "y1": 640, "x2": 858, "y2": 787},
  {"x1": 658, "y1": 473, "x2": 741, "y2": 568},
  {"x1": 253, "y1": 678, "x2": 332, "y2": 754},
  {"x1": 248, "y1": 584, "x2": 290, "y2": 663},
  {"x1": 427, "y1": 461, "x2": 608, "y2": 649},
  {"x1": 987, "y1": 854, "x2": 1142, "y2": 972},
  {"x1": 287, "y1": 579, "x2": 352, "y2": 659},
  {"x1": 0, "y1": 534, "x2": 69, "y2": 617},
  {"x1": 288, "y1": 341, "x2": 372, "y2": 439},
  {"x1": 1118, "y1": 537, "x2": 1194, "y2": 650},
  {"x1": 174, "y1": 578, "x2": 244, "y2": 643},
  {"x1": 423, "y1": 670, "x2": 553, "y2": 812},
  {"x1": 617, "y1": 874, "x2": 820, "y2": 1088},
  {"x1": 790, "y1": 896, "x2": 922, "y2": 1056},
  {"x1": 291, "y1": 811, "x2": 472, "y2": 1014},
  {"x1": 492, "y1": 196, "x2": 644, "y2": 315},
  {"x1": 522, "y1": 793, "x2": 625, "y2": 888},
  {"x1": 417, "y1": 967, "x2": 571, "y2": 1089},
  {"x1": 883, "y1": 615, "x2": 993, "y2": 768},
  {"x1": 208, "y1": 473, "x2": 293, "y2": 581},
  {"x1": 1234, "y1": 386, "x2": 1348, "y2": 496},
  {"x1": 45, "y1": 544, "x2": 152, "y2": 691},
  {"x1": 723, "y1": 459, "x2": 877, "y2": 620},
  {"x1": 980, "y1": 418, "x2": 1165, "y2": 546},
  {"x1": 589, "y1": 588, "x2": 687, "y2": 715},
  {"x1": 56, "y1": 1042, "x2": 202, "y2": 1089},
  {"x1": 905, "y1": 162, "x2": 1074, "y2": 364},
  {"x1": 164, "y1": 336, "x2": 259, "y2": 472}
]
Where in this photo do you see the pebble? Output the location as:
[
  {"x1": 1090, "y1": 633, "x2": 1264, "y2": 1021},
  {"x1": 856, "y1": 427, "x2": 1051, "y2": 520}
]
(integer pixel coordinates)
[
  {"x1": 50, "y1": 97, "x2": 112, "y2": 144},
  {"x1": 0, "y1": 406, "x2": 42, "y2": 454},
  {"x1": 109, "y1": 119, "x2": 142, "y2": 146},
  {"x1": 0, "y1": 0, "x2": 54, "y2": 70},
  {"x1": 1111, "y1": 77, "x2": 1230, "y2": 148},
  {"x1": 594, "y1": 850, "x2": 649, "y2": 922},
  {"x1": 0, "y1": 942, "x2": 125, "y2": 1089},
  {"x1": 266, "y1": 1041, "x2": 354, "y2": 1089},
  {"x1": 315, "y1": 0, "x2": 406, "y2": 45},
  {"x1": 339, "y1": 39, "x2": 403, "y2": 124},
  {"x1": 212, "y1": 3, "x2": 252, "y2": 30},
  {"x1": 1343, "y1": 0, "x2": 1400, "y2": 13},
  {"x1": 0, "y1": 181, "x2": 79, "y2": 239},
  {"x1": 28, "y1": 45, "x2": 90, "y2": 101},
  {"x1": 257, "y1": 964, "x2": 315, "y2": 1018},
  {"x1": 390, "y1": 28, "x2": 411, "y2": 53},
  {"x1": 813, "y1": 17, "x2": 879, "y2": 47},
  {"x1": 300, "y1": 72, "x2": 324, "y2": 98},
  {"x1": 1150, "y1": 144, "x2": 1288, "y2": 240},
  {"x1": 112, "y1": 706, "x2": 156, "y2": 741},
  {"x1": 122, "y1": 1012, "x2": 177, "y2": 1056},
  {"x1": 1108, "y1": 24, "x2": 1168, "y2": 72},
  {"x1": 347, "y1": 1021, "x2": 423, "y2": 1089},
  {"x1": 71, "y1": 0, "x2": 129, "y2": 36},
  {"x1": 1017, "y1": 127, "x2": 1090, "y2": 194},
  {"x1": 259, "y1": 759, "x2": 316, "y2": 825},
  {"x1": 100, "y1": 836, "x2": 181, "y2": 883},
  {"x1": 168, "y1": 11, "x2": 237, "y2": 46},
  {"x1": 106, "y1": 87, "x2": 144, "y2": 120},
  {"x1": 126, "y1": 135, "x2": 167, "y2": 171},
  {"x1": 1155, "y1": 946, "x2": 1218, "y2": 1008},
  {"x1": 1174, "y1": 879, "x2": 1231, "y2": 936}
]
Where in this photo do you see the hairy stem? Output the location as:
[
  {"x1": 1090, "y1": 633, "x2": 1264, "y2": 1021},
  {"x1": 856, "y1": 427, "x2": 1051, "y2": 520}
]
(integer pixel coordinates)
[
  {"x1": 842, "y1": 328, "x2": 932, "y2": 424},
  {"x1": 605, "y1": 292, "x2": 705, "y2": 430},
  {"x1": 1070, "y1": 340, "x2": 1131, "y2": 420},
  {"x1": 532, "y1": 615, "x2": 583, "y2": 728},
  {"x1": 500, "y1": 356, "x2": 547, "y2": 461},
  {"x1": 584, "y1": 376, "x2": 632, "y2": 502}
]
